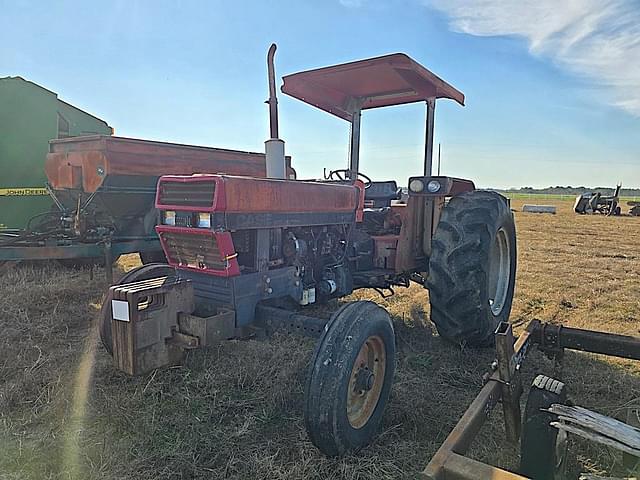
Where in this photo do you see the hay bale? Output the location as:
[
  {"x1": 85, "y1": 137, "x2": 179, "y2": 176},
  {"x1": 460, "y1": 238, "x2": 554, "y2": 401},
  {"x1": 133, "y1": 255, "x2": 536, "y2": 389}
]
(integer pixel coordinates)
[{"x1": 522, "y1": 204, "x2": 556, "y2": 214}]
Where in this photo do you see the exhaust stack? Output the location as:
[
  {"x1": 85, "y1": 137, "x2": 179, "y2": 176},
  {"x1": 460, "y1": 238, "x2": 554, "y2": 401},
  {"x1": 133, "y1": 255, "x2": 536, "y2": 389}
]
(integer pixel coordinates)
[{"x1": 265, "y1": 43, "x2": 286, "y2": 179}]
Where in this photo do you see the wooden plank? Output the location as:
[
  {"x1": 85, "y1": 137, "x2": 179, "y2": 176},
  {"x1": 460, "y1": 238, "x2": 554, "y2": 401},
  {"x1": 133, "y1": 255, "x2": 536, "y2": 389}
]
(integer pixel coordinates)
[
  {"x1": 548, "y1": 405, "x2": 640, "y2": 453},
  {"x1": 551, "y1": 422, "x2": 640, "y2": 458},
  {"x1": 624, "y1": 408, "x2": 640, "y2": 472},
  {"x1": 579, "y1": 475, "x2": 636, "y2": 480}
]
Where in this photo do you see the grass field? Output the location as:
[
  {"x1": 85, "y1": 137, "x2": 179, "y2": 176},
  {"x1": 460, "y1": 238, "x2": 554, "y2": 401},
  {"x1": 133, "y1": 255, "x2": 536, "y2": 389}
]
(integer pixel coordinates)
[{"x1": 1, "y1": 199, "x2": 639, "y2": 479}]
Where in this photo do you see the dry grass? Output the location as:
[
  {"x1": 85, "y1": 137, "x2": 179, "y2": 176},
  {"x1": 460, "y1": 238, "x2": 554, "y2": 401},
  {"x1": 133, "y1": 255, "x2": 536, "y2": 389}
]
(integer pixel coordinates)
[{"x1": 0, "y1": 199, "x2": 639, "y2": 479}]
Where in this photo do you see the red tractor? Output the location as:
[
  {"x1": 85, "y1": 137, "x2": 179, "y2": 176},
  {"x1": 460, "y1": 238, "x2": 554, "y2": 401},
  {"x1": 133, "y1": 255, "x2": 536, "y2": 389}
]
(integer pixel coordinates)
[{"x1": 100, "y1": 45, "x2": 517, "y2": 456}]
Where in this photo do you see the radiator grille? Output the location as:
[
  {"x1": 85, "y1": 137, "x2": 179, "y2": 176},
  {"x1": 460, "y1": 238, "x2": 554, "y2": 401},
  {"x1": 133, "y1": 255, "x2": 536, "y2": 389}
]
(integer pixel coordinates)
[
  {"x1": 159, "y1": 231, "x2": 224, "y2": 271},
  {"x1": 158, "y1": 180, "x2": 216, "y2": 208},
  {"x1": 174, "y1": 211, "x2": 196, "y2": 228}
]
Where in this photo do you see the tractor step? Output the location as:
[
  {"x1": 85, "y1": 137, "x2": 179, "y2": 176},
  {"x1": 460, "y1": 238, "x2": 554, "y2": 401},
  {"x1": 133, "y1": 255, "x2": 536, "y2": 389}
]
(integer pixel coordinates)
[
  {"x1": 352, "y1": 268, "x2": 395, "y2": 283},
  {"x1": 255, "y1": 304, "x2": 328, "y2": 338}
]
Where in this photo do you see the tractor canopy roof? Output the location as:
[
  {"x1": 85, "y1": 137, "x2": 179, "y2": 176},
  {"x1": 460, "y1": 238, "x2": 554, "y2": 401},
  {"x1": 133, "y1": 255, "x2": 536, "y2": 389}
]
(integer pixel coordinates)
[{"x1": 281, "y1": 53, "x2": 465, "y2": 121}]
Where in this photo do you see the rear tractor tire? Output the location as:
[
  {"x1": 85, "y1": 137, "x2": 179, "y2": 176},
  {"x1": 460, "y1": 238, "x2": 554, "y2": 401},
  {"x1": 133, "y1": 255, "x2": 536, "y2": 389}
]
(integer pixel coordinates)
[
  {"x1": 427, "y1": 190, "x2": 516, "y2": 346},
  {"x1": 304, "y1": 301, "x2": 395, "y2": 456},
  {"x1": 99, "y1": 263, "x2": 175, "y2": 354}
]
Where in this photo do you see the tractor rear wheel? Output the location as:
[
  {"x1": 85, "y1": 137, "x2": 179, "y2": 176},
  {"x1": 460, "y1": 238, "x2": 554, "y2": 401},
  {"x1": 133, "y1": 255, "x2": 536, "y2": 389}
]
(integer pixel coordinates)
[
  {"x1": 304, "y1": 301, "x2": 395, "y2": 456},
  {"x1": 99, "y1": 263, "x2": 175, "y2": 354},
  {"x1": 427, "y1": 190, "x2": 516, "y2": 346}
]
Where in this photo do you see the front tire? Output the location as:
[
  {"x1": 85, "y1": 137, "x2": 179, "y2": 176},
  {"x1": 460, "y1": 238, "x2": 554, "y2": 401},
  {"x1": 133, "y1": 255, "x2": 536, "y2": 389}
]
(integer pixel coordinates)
[
  {"x1": 304, "y1": 301, "x2": 395, "y2": 456},
  {"x1": 427, "y1": 190, "x2": 516, "y2": 346}
]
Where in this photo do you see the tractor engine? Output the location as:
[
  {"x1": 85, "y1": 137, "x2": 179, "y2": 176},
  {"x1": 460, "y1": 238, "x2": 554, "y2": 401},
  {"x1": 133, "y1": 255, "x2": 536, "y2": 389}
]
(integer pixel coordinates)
[
  {"x1": 154, "y1": 174, "x2": 367, "y2": 324},
  {"x1": 280, "y1": 225, "x2": 354, "y2": 303}
]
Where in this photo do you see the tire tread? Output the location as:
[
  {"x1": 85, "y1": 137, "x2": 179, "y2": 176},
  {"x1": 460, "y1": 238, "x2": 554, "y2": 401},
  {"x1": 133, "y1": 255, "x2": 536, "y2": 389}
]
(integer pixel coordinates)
[{"x1": 427, "y1": 190, "x2": 516, "y2": 346}]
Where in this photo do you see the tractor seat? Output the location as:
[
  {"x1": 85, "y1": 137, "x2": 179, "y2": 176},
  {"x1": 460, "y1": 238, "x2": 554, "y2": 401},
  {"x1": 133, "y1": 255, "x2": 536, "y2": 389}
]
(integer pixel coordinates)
[{"x1": 364, "y1": 181, "x2": 402, "y2": 208}]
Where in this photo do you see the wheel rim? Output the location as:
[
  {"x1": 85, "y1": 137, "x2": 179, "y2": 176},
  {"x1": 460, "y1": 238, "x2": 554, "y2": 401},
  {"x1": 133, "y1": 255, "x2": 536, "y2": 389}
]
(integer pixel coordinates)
[
  {"x1": 488, "y1": 227, "x2": 511, "y2": 316},
  {"x1": 346, "y1": 335, "x2": 386, "y2": 429}
]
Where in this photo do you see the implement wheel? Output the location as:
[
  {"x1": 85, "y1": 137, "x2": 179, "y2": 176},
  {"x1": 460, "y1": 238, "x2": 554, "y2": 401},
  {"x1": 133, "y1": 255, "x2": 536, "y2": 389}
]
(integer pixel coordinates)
[
  {"x1": 304, "y1": 301, "x2": 395, "y2": 456},
  {"x1": 427, "y1": 190, "x2": 516, "y2": 346},
  {"x1": 520, "y1": 375, "x2": 568, "y2": 480},
  {"x1": 99, "y1": 263, "x2": 175, "y2": 354}
]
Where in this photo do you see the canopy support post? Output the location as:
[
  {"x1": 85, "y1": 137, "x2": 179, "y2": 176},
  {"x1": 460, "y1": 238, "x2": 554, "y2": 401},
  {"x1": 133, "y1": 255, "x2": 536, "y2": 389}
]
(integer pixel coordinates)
[
  {"x1": 424, "y1": 98, "x2": 436, "y2": 176},
  {"x1": 348, "y1": 107, "x2": 362, "y2": 179}
]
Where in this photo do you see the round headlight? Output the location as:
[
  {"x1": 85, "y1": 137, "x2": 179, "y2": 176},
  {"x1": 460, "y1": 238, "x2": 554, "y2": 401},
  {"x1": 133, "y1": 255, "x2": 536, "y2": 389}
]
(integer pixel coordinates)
[
  {"x1": 409, "y1": 179, "x2": 425, "y2": 193},
  {"x1": 427, "y1": 180, "x2": 442, "y2": 193}
]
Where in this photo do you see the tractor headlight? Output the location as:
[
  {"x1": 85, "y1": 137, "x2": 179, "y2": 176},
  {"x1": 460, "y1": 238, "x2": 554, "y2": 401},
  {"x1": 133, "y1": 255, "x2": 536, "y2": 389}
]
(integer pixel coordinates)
[
  {"x1": 427, "y1": 180, "x2": 442, "y2": 193},
  {"x1": 163, "y1": 210, "x2": 176, "y2": 226},
  {"x1": 197, "y1": 212, "x2": 211, "y2": 228},
  {"x1": 409, "y1": 179, "x2": 425, "y2": 193}
]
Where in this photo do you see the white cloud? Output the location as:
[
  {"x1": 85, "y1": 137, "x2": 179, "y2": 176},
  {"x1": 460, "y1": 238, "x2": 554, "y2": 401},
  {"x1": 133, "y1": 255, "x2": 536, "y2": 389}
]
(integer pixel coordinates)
[{"x1": 428, "y1": 0, "x2": 640, "y2": 116}]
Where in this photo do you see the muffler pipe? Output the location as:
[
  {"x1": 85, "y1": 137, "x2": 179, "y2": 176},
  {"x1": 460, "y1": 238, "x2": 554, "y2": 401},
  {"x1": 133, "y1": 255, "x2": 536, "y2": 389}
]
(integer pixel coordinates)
[{"x1": 265, "y1": 43, "x2": 286, "y2": 179}]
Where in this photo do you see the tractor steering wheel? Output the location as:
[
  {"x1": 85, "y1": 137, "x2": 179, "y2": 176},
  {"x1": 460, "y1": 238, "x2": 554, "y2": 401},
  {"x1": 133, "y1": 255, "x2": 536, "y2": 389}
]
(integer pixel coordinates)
[{"x1": 327, "y1": 169, "x2": 372, "y2": 188}]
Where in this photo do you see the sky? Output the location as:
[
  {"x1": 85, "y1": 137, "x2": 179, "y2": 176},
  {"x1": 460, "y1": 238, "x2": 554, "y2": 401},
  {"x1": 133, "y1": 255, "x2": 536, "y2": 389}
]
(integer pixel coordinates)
[{"x1": 1, "y1": 0, "x2": 639, "y2": 189}]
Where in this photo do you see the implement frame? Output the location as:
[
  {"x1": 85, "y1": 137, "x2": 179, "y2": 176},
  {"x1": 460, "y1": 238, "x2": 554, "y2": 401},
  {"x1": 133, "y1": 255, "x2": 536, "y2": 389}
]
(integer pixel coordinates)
[{"x1": 422, "y1": 320, "x2": 640, "y2": 479}]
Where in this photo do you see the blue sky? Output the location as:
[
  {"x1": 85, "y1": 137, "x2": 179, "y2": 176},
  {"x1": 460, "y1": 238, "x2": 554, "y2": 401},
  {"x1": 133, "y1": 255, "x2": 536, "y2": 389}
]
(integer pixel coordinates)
[{"x1": 1, "y1": 0, "x2": 638, "y2": 188}]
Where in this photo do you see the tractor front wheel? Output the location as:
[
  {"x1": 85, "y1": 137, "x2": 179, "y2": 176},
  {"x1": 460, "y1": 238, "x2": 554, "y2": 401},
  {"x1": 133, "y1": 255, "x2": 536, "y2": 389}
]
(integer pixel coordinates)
[
  {"x1": 427, "y1": 190, "x2": 516, "y2": 346},
  {"x1": 304, "y1": 301, "x2": 395, "y2": 456},
  {"x1": 99, "y1": 263, "x2": 175, "y2": 354}
]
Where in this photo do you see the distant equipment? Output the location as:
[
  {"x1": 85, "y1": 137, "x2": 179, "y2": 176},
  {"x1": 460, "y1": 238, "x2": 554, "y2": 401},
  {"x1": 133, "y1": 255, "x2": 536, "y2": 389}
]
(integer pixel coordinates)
[
  {"x1": 0, "y1": 77, "x2": 296, "y2": 273},
  {"x1": 574, "y1": 184, "x2": 622, "y2": 216},
  {"x1": 628, "y1": 201, "x2": 640, "y2": 216},
  {"x1": 0, "y1": 76, "x2": 113, "y2": 230}
]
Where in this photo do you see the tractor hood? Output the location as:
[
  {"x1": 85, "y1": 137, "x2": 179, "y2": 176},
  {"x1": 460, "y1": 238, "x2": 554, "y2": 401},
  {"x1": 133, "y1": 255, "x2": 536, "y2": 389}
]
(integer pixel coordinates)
[{"x1": 281, "y1": 53, "x2": 465, "y2": 121}]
